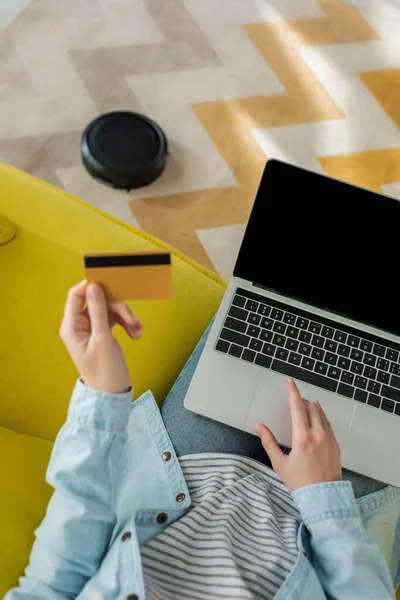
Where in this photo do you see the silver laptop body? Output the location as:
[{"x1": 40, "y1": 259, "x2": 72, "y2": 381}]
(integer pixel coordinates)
[{"x1": 184, "y1": 160, "x2": 400, "y2": 487}]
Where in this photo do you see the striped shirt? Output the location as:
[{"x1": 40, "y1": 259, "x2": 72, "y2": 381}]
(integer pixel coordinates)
[{"x1": 140, "y1": 454, "x2": 301, "y2": 599}]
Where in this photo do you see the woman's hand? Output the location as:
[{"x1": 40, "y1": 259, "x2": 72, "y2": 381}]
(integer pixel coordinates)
[
  {"x1": 256, "y1": 379, "x2": 342, "y2": 493},
  {"x1": 60, "y1": 280, "x2": 143, "y2": 394}
]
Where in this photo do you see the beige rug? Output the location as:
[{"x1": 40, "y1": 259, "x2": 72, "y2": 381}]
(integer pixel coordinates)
[{"x1": 1, "y1": 0, "x2": 400, "y2": 278}]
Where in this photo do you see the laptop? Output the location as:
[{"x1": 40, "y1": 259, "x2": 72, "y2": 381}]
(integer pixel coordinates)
[{"x1": 184, "y1": 159, "x2": 400, "y2": 487}]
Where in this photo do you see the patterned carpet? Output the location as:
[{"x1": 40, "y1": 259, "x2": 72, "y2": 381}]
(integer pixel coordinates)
[{"x1": 1, "y1": 0, "x2": 400, "y2": 277}]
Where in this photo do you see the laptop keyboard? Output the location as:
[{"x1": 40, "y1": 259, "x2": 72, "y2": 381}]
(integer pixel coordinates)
[{"x1": 215, "y1": 287, "x2": 400, "y2": 416}]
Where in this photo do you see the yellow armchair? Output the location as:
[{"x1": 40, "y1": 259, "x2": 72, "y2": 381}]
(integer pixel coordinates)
[{"x1": 0, "y1": 164, "x2": 225, "y2": 595}]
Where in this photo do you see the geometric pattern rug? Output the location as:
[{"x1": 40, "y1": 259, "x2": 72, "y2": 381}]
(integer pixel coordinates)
[{"x1": 1, "y1": 0, "x2": 400, "y2": 278}]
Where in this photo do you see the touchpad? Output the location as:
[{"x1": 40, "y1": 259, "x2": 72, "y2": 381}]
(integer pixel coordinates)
[
  {"x1": 245, "y1": 370, "x2": 354, "y2": 452},
  {"x1": 245, "y1": 371, "x2": 292, "y2": 447}
]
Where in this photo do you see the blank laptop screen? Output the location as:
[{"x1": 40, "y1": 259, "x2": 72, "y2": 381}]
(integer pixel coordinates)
[{"x1": 234, "y1": 160, "x2": 400, "y2": 337}]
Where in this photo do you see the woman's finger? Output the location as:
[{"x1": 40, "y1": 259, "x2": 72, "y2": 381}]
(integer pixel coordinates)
[
  {"x1": 63, "y1": 280, "x2": 87, "y2": 320},
  {"x1": 108, "y1": 301, "x2": 143, "y2": 329},
  {"x1": 315, "y1": 400, "x2": 334, "y2": 434},
  {"x1": 286, "y1": 379, "x2": 309, "y2": 437},
  {"x1": 110, "y1": 313, "x2": 142, "y2": 339},
  {"x1": 308, "y1": 400, "x2": 324, "y2": 431}
]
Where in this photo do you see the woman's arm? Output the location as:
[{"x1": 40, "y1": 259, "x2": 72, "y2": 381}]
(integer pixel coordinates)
[
  {"x1": 257, "y1": 379, "x2": 395, "y2": 599},
  {"x1": 293, "y1": 481, "x2": 395, "y2": 599},
  {"x1": 6, "y1": 282, "x2": 143, "y2": 599}
]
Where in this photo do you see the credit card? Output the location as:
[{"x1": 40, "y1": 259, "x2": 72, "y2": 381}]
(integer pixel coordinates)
[{"x1": 84, "y1": 251, "x2": 172, "y2": 301}]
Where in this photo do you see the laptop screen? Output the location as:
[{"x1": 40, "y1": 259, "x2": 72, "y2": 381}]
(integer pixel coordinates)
[{"x1": 234, "y1": 160, "x2": 400, "y2": 337}]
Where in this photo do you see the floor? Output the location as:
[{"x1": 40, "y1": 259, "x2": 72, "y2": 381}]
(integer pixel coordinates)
[{"x1": 1, "y1": 0, "x2": 400, "y2": 278}]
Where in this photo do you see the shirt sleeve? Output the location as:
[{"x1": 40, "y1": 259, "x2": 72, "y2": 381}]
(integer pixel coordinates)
[
  {"x1": 5, "y1": 379, "x2": 133, "y2": 600},
  {"x1": 292, "y1": 481, "x2": 396, "y2": 599}
]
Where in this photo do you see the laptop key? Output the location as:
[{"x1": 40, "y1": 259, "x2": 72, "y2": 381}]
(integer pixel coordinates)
[
  {"x1": 364, "y1": 366, "x2": 377, "y2": 380},
  {"x1": 242, "y1": 349, "x2": 256, "y2": 363},
  {"x1": 298, "y1": 331, "x2": 312, "y2": 343},
  {"x1": 261, "y1": 317, "x2": 273, "y2": 330},
  {"x1": 363, "y1": 353, "x2": 376, "y2": 367},
  {"x1": 381, "y1": 399, "x2": 395, "y2": 413},
  {"x1": 315, "y1": 361, "x2": 328, "y2": 375},
  {"x1": 354, "y1": 389, "x2": 367, "y2": 403},
  {"x1": 229, "y1": 306, "x2": 248, "y2": 321},
  {"x1": 390, "y1": 363, "x2": 400, "y2": 375},
  {"x1": 338, "y1": 383, "x2": 354, "y2": 399},
  {"x1": 225, "y1": 316, "x2": 248, "y2": 334},
  {"x1": 283, "y1": 313, "x2": 296, "y2": 325},
  {"x1": 338, "y1": 357, "x2": 351, "y2": 370},
  {"x1": 350, "y1": 349, "x2": 363, "y2": 362},
  {"x1": 312, "y1": 335, "x2": 324, "y2": 348},
  {"x1": 381, "y1": 385, "x2": 400, "y2": 403},
  {"x1": 248, "y1": 313, "x2": 261, "y2": 326},
  {"x1": 286, "y1": 326, "x2": 299, "y2": 339},
  {"x1": 232, "y1": 295, "x2": 246, "y2": 308},
  {"x1": 229, "y1": 344, "x2": 243, "y2": 358},
  {"x1": 373, "y1": 344, "x2": 385, "y2": 357},
  {"x1": 341, "y1": 371, "x2": 354, "y2": 385},
  {"x1": 328, "y1": 366, "x2": 341, "y2": 380},
  {"x1": 321, "y1": 326, "x2": 334, "y2": 339},
  {"x1": 355, "y1": 376, "x2": 367, "y2": 389},
  {"x1": 262, "y1": 343, "x2": 276, "y2": 357},
  {"x1": 338, "y1": 344, "x2": 350, "y2": 358},
  {"x1": 273, "y1": 322, "x2": 287, "y2": 334},
  {"x1": 367, "y1": 394, "x2": 381, "y2": 408},
  {"x1": 311, "y1": 347, "x2": 325, "y2": 361},
  {"x1": 273, "y1": 334, "x2": 286, "y2": 347},
  {"x1": 286, "y1": 339, "x2": 299, "y2": 352},
  {"x1": 255, "y1": 353, "x2": 272, "y2": 369},
  {"x1": 377, "y1": 370, "x2": 390, "y2": 384},
  {"x1": 325, "y1": 340, "x2": 338, "y2": 353},
  {"x1": 288, "y1": 352, "x2": 302, "y2": 366},
  {"x1": 386, "y1": 348, "x2": 399, "y2": 362},
  {"x1": 299, "y1": 343, "x2": 312, "y2": 356},
  {"x1": 396, "y1": 403, "x2": 400, "y2": 416},
  {"x1": 249, "y1": 338, "x2": 263, "y2": 352},
  {"x1": 391, "y1": 374, "x2": 400, "y2": 389},
  {"x1": 347, "y1": 335, "x2": 360, "y2": 348},
  {"x1": 247, "y1": 325, "x2": 261, "y2": 338},
  {"x1": 276, "y1": 348, "x2": 289, "y2": 361},
  {"x1": 360, "y1": 340, "x2": 373, "y2": 353},
  {"x1": 309, "y1": 322, "x2": 321, "y2": 334},
  {"x1": 296, "y1": 317, "x2": 309, "y2": 330},
  {"x1": 216, "y1": 339, "x2": 230, "y2": 353},
  {"x1": 260, "y1": 329, "x2": 273, "y2": 343},
  {"x1": 324, "y1": 352, "x2": 337, "y2": 366},
  {"x1": 302, "y1": 357, "x2": 315, "y2": 371},
  {"x1": 334, "y1": 331, "x2": 347, "y2": 343},
  {"x1": 367, "y1": 380, "x2": 381, "y2": 395},
  {"x1": 246, "y1": 300, "x2": 258, "y2": 312},
  {"x1": 271, "y1": 359, "x2": 337, "y2": 392},
  {"x1": 271, "y1": 309, "x2": 284, "y2": 321},
  {"x1": 257, "y1": 304, "x2": 271, "y2": 316},
  {"x1": 350, "y1": 362, "x2": 363, "y2": 375},
  {"x1": 377, "y1": 358, "x2": 389, "y2": 372},
  {"x1": 220, "y1": 328, "x2": 250, "y2": 347}
]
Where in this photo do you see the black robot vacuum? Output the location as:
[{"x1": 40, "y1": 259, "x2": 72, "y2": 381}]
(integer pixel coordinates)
[{"x1": 81, "y1": 111, "x2": 168, "y2": 191}]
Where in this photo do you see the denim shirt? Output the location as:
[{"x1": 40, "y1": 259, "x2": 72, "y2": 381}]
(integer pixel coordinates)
[{"x1": 6, "y1": 381, "x2": 400, "y2": 600}]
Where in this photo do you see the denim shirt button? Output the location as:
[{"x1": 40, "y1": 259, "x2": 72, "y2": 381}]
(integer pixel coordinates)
[
  {"x1": 157, "y1": 512, "x2": 168, "y2": 524},
  {"x1": 162, "y1": 451, "x2": 172, "y2": 461},
  {"x1": 126, "y1": 595, "x2": 138, "y2": 600},
  {"x1": 122, "y1": 532, "x2": 132, "y2": 542},
  {"x1": 176, "y1": 493, "x2": 186, "y2": 503}
]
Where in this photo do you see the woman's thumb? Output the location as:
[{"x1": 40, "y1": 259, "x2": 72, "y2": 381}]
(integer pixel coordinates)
[
  {"x1": 256, "y1": 423, "x2": 285, "y2": 470},
  {"x1": 87, "y1": 284, "x2": 109, "y2": 337}
]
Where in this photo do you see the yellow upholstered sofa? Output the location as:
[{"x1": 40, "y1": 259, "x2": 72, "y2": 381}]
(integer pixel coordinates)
[
  {"x1": 1, "y1": 165, "x2": 399, "y2": 599},
  {"x1": 0, "y1": 164, "x2": 225, "y2": 596}
]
